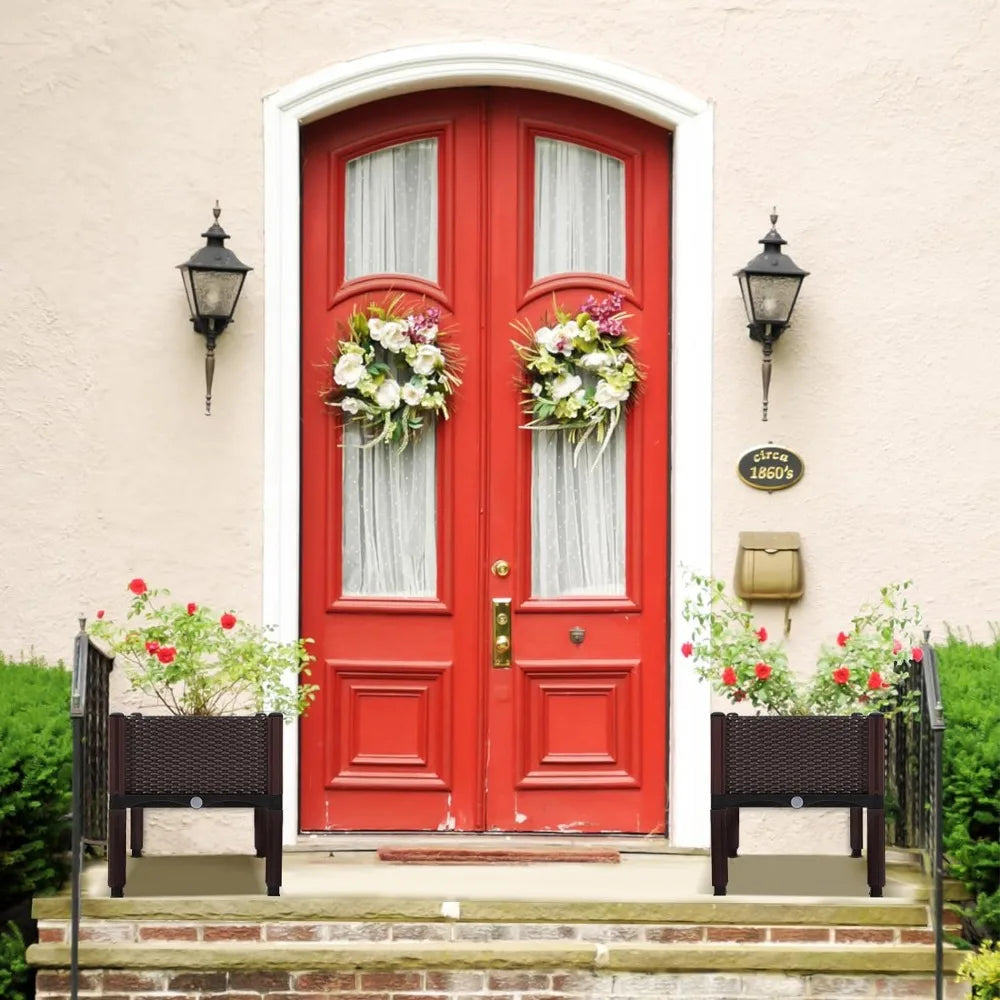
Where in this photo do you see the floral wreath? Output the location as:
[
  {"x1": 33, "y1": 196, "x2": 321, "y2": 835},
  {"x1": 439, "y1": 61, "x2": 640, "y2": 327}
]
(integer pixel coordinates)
[
  {"x1": 326, "y1": 296, "x2": 461, "y2": 450},
  {"x1": 511, "y1": 292, "x2": 642, "y2": 459}
]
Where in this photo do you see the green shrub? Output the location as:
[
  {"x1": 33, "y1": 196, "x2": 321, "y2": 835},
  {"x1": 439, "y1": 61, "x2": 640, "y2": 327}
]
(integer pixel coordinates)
[
  {"x1": 0, "y1": 922, "x2": 29, "y2": 1000},
  {"x1": 957, "y1": 941, "x2": 1000, "y2": 998},
  {"x1": 0, "y1": 656, "x2": 72, "y2": 910},
  {"x1": 937, "y1": 636, "x2": 1000, "y2": 940}
]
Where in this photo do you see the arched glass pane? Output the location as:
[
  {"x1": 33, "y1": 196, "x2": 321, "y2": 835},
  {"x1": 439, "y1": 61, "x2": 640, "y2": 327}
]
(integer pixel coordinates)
[
  {"x1": 534, "y1": 138, "x2": 625, "y2": 280},
  {"x1": 344, "y1": 138, "x2": 438, "y2": 280}
]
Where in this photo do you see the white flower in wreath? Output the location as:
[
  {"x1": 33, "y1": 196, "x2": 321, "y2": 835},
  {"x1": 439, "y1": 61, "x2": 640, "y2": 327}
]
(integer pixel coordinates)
[
  {"x1": 533, "y1": 325, "x2": 557, "y2": 351},
  {"x1": 367, "y1": 317, "x2": 386, "y2": 343},
  {"x1": 340, "y1": 397, "x2": 364, "y2": 415},
  {"x1": 595, "y1": 378, "x2": 631, "y2": 409},
  {"x1": 580, "y1": 351, "x2": 612, "y2": 371},
  {"x1": 551, "y1": 373, "x2": 583, "y2": 400},
  {"x1": 380, "y1": 321, "x2": 411, "y2": 354},
  {"x1": 401, "y1": 381, "x2": 427, "y2": 407},
  {"x1": 530, "y1": 382, "x2": 543, "y2": 397},
  {"x1": 334, "y1": 352, "x2": 366, "y2": 389},
  {"x1": 375, "y1": 378, "x2": 402, "y2": 410},
  {"x1": 411, "y1": 344, "x2": 444, "y2": 376}
]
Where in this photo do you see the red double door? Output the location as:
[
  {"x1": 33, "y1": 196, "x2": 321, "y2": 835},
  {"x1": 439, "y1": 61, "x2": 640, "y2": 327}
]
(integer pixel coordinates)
[{"x1": 300, "y1": 89, "x2": 670, "y2": 833}]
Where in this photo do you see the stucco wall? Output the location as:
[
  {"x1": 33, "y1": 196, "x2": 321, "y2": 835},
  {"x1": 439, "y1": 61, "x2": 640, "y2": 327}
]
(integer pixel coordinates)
[{"x1": 3, "y1": 1, "x2": 1000, "y2": 854}]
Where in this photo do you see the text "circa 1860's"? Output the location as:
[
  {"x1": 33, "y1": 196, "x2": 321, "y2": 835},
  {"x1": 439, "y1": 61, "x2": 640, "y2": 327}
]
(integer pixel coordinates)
[{"x1": 737, "y1": 446, "x2": 804, "y2": 491}]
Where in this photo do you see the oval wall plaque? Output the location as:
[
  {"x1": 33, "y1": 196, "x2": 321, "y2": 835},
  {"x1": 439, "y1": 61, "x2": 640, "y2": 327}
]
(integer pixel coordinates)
[{"x1": 737, "y1": 445, "x2": 804, "y2": 491}]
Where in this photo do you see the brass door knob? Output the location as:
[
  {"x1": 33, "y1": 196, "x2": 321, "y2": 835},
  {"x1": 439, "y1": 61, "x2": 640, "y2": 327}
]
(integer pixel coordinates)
[
  {"x1": 495, "y1": 635, "x2": 511, "y2": 655},
  {"x1": 491, "y1": 559, "x2": 511, "y2": 577}
]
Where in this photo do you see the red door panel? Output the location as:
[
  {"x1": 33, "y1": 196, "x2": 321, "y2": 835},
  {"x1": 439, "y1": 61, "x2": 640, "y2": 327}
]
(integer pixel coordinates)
[{"x1": 300, "y1": 89, "x2": 670, "y2": 833}]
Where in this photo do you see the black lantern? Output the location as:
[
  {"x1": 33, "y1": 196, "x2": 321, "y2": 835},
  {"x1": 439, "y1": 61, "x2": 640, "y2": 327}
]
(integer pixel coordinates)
[
  {"x1": 178, "y1": 202, "x2": 252, "y2": 415},
  {"x1": 735, "y1": 211, "x2": 808, "y2": 421}
]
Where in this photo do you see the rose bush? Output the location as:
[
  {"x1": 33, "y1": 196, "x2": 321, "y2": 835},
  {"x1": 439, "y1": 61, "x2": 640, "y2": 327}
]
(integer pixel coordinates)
[
  {"x1": 89, "y1": 579, "x2": 316, "y2": 717},
  {"x1": 681, "y1": 572, "x2": 922, "y2": 716}
]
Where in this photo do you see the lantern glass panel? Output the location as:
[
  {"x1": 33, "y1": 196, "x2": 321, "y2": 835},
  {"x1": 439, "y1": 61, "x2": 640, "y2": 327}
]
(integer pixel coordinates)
[
  {"x1": 747, "y1": 273, "x2": 801, "y2": 325},
  {"x1": 190, "y1": 269, "x2": 245, "y2": 320},
  {"x1": 180, "y1": 268, "x2": 198, "y2": 320}
]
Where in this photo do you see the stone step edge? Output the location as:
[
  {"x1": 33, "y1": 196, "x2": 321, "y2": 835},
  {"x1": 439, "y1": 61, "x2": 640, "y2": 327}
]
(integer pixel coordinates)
[
  {"x1": 31, "y1": 895, "x2": 932, "y2": 927},
  {"x1": 25, "y1": 940, "x2": 965, "y2": 976}
]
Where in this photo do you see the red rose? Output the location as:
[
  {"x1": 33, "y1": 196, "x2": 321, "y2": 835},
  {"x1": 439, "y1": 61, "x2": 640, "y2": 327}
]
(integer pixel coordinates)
[
  {"x1": 187, "y1": 602, "x2": 197, "y2": 615},
  {"x1": 145, "y1": 640, "x2": 160, "y2": 654},
  {"x1": 754, "y1": 662, "x2": 772, "y2": 681},
  {"x1": 911, "y1": 646, "x2": 924, "y2": 662},
  {"x1": 128, "y1": 578, "x2": 147, "y2": 595},
  {"x1": 96, "y1": 609, "x2": 105, "y2": 619},
  {"x1": 680, "y1": 641, "x2": 693, "y2": 658},
  {"x1": 892, "y1": 639, "x2": 902, "y2": 655},
  {"x1": 220, "y1": 612, "x2": 237, "y2": 630},
  {"x1": 832, "y1": 666, "x2": 851, "y2": 685},
  {"x1": 721, "y1": 666, "x2": 737, "y2": 686},
  {"x1": 755, "y1": 626, "x2": 767, "y2": 643},
  {"x1": 836, "y1": 631, "x2": 849, "y2": 647},
  {"x1": 867, "y1": 671, "x2": 883, "y2": 690},
  {"x1": 734, "y1": 689, "x2": 747, "y2": 702},
  {"x1": 156, "y1": 646, "x2": 177, "y2": 664}
]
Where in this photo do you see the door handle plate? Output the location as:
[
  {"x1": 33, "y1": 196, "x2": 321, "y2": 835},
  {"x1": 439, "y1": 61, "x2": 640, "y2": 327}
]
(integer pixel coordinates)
[{"x1": 492, "y1": 598, "x2": 512, "y2": 668}]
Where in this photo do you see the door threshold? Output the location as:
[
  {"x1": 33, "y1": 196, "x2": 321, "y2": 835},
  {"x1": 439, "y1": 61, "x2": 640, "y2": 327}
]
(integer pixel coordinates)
[{"x1": 292, "y1": 832, "x2": 696, "y2": 856}]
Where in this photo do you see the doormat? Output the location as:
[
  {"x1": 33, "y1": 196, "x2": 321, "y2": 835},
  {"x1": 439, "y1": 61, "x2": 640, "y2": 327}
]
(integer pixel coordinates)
[{"x1": 376, "y1": 847, "x2": 621, "y2": 864}]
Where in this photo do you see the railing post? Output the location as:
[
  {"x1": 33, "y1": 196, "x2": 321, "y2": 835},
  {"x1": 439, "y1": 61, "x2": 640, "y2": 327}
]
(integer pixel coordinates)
[{"x1": 69, "y1": 619, "x2": 88, "y2": 1000}]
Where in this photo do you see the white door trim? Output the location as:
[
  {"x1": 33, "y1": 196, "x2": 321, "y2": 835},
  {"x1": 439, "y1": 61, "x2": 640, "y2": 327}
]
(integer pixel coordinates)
[{"x1": 262, "y1": 41, "x2": 714, "y2": 847}]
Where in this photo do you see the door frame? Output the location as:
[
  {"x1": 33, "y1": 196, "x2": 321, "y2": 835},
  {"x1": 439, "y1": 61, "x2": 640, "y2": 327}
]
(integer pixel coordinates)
[{"x1": 262, "y1": 41, "x2": 714, "y2": 848}]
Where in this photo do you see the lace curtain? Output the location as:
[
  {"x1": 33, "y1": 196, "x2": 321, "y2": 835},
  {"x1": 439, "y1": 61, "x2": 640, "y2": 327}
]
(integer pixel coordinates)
[
  {"x1": 341, "y1": 139, "x2": 439, "y2": 597},
  {"x1": 531, "y1": 429, "x2": 626, "y2": 597},
  {"x1": 534, "y1": 138, "x2": 626, "y2": 280},
  {"x1": 531, "y1": 137, "x2": 628, "y2": 597}
]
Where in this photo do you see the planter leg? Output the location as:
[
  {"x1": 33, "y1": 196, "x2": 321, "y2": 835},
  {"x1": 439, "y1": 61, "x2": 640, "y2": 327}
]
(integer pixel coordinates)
[
  {"x1": 710, "y1": 808, "x2": 729, "y2": 896},
  {"x1": 867, "y1": 807, "x2": 886, "y2": 897},
  {"x1": 726, "y1": 807, "x2": 740, "y2": 858},
  {"x1": 849, "y1": 806, "x2": 863, "y2": 858},
  {"x1": 254, "y1": 808, "x2": 266, "y2": 858},
  {"x1": 108, "y1": 807, "x2": 127, "y2": 898},
  {"x1": 130, "y1": 807, "x2": 145, "y2": 858},
  {"x1": 265, "y1": 809, "x2": 282, "y2": 897}
]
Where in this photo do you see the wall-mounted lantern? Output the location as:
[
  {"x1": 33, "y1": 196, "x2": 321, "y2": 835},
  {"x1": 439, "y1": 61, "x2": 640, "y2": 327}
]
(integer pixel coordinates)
[
  {"x1": 735, "y1": 211, "x2": 809, "y2": 421},
  {"x1": 177, "y1": 202, "x2": 252, "y2": 415}
]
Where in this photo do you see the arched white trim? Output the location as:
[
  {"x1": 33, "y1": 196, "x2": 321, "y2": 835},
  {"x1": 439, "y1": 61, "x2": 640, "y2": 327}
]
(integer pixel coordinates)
[{"x1": 262, "y1": 41, "x2": 713, "y2": 848}]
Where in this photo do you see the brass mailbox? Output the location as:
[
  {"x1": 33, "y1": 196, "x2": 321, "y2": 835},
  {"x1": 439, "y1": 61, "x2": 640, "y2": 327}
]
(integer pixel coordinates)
[{"x1": 734, "y1": 531, "x2": 803, "y2": 601}]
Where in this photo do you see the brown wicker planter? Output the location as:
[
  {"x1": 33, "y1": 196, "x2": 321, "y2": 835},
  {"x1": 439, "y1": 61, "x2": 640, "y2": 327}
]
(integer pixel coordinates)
[
  {"x1": 107, "y1": 712, "x2": 283, "y2": 897},
  {"x1": 710, "y1": 712, "x2": 885, "y2": 897}
]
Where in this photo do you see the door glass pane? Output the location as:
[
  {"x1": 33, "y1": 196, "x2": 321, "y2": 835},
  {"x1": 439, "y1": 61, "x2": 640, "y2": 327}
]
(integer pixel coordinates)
[
  {"x1": 344, "y1": 138, "x2": 438, "y2": 281},
  {"x1": 342, "y1": 424, "x2": 437, "y2": 597},
  {"x1": 533, "y1": 138, "x2": 625, "y2": 280},
  {"x1": 531, "y1": 427, "x2": 626, "y2": 597}
]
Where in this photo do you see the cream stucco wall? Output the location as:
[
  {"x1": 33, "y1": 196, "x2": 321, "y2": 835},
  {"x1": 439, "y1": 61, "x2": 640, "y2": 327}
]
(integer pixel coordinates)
[{"x1": 3, "y1": 1, "x2": 1000, "y2": 855}]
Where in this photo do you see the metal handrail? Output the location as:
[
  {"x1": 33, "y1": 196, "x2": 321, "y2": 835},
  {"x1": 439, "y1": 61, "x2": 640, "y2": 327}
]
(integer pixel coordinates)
[
  {"x1": 886, "y1": 637, "x2": 946, "y2": 1000},
  {"x1": 69, "y1": 620, "x2": 114, "y2": 1000}
]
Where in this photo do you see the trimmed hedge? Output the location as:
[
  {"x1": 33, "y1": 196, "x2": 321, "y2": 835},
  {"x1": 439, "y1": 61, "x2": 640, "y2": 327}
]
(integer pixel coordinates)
[
  {"x1": 0, "y1": 655, "x2": 72, "y2": 1000},
  {"x1": 937, "y1": 635, "x2": 1000, "y2": 941}
]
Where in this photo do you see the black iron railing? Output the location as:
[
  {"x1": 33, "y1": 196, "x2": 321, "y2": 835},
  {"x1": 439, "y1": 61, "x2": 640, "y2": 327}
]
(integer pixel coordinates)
[
  {"x1": 70, "y1": 620, "x2": 114, "y2": 1000},
  {"x1": 886, "y1": 638, "x2": 946, "y2": 1000}
]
